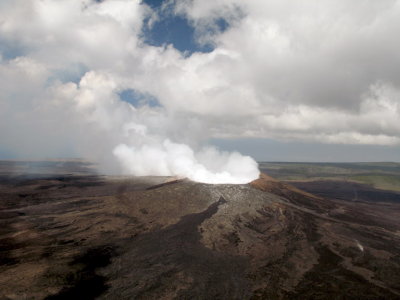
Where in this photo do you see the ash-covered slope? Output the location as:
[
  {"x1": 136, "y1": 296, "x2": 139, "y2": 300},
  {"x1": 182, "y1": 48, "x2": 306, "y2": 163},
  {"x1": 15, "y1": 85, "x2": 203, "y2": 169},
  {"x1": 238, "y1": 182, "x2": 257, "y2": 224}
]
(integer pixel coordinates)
[{"x1": 1, "y1": 166, "x2": 400, "y2": 299}]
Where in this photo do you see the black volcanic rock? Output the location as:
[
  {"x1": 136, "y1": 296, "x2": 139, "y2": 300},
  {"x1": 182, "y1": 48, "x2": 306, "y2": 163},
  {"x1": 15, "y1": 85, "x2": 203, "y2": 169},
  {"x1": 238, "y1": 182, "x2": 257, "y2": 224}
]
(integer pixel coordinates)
[{"x1": 1, "y1": 163, "x2": 400, "y2": 299}]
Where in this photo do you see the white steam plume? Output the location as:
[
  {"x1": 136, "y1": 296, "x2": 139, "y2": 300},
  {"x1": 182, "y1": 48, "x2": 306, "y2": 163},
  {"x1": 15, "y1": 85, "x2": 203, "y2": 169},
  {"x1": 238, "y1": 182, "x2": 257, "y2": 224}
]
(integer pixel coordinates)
[
  {"x1": 113, "y1": 140, "x2": 259, "y2": 184},
  {"x1": 72, "y1": 71, "x2": 260, "y2": 184}
]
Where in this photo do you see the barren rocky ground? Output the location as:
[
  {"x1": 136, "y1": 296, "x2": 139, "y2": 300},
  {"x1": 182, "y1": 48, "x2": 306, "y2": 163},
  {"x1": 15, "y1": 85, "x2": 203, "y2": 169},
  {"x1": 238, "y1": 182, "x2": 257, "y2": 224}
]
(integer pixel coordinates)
[{"x1": 1, "y1": 161, "x2": 400, "y2": 299}]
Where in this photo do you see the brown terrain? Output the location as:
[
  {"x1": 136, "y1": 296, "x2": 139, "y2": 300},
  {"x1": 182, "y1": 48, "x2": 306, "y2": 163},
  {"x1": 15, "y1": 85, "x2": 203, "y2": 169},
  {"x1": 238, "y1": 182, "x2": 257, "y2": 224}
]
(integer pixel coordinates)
[{"x1": 1, "y1": 161, "x2": 400, "y2": 299}]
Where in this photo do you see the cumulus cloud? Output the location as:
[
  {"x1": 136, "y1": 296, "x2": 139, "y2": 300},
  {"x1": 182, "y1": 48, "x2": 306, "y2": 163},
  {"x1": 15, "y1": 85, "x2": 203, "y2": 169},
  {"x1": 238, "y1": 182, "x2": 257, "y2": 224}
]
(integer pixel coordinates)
[
  {"x1": 164, "y1": 0, "x2": 400, "y2": 143},
  {"x1": 1, "y1": 0, "x2": 399, "y2": 182}
]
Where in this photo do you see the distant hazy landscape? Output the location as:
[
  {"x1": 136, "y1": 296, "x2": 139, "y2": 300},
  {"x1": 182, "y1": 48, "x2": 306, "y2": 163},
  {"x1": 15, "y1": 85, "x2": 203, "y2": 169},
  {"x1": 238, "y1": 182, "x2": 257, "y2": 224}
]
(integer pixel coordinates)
[{"x1": 260, "y1": 162, "x2": 400, "y2": 192}]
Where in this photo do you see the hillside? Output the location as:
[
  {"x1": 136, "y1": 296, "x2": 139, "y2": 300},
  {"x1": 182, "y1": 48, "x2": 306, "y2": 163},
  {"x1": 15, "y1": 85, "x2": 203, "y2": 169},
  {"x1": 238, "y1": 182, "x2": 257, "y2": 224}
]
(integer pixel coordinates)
[{"x1": 1, "y1": 161, "x2": 400, "y2": 299}]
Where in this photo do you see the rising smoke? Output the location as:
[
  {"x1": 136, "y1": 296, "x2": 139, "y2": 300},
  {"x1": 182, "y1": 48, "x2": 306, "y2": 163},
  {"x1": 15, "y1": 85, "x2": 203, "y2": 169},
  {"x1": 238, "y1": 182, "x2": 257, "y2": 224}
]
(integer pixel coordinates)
[
  {"x1": 72, "y1": 70, "x2": 260, "y2": 184},
  {"x1": 113, "y1": 141, "x2": 259, "y2": 184}
]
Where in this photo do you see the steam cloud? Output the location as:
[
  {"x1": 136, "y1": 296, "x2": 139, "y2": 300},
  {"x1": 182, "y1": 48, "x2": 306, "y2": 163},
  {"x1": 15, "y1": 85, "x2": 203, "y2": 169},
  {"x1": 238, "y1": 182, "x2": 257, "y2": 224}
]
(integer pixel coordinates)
[{"x1": 113, "y1": 141, "x2": 259, "y2": 184}]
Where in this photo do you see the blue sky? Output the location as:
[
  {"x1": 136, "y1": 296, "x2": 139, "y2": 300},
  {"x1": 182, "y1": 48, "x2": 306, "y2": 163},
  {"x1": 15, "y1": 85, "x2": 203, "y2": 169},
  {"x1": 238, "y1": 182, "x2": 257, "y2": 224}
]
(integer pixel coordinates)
[
  {"x1": 141, "y1": 0, "x2": 222, "y2": 53},
  {"x1": 212, "y1": 138, "x2": 400, "y2": 163}
]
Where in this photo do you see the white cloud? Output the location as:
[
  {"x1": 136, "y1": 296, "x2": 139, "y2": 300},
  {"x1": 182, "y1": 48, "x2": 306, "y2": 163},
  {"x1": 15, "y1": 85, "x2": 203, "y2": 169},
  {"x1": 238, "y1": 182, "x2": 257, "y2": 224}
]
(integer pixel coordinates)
[
  {"x1": 157, "y1": 0, "x2": 400, "y2": 144},
  {"x1": 1, "y1": 0, "x2": 400, "y2": 182}
]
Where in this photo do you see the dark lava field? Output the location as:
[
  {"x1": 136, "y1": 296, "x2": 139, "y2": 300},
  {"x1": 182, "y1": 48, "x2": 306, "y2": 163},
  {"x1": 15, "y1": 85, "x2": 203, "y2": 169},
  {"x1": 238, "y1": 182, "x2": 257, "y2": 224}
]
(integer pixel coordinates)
[{"x1": 1, "y1": 161, "x2": 400, "y2": 299}]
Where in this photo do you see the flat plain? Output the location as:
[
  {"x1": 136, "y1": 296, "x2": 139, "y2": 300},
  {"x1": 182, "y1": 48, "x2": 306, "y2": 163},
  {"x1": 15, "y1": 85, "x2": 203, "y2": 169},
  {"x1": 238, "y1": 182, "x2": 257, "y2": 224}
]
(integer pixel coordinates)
[{"x1": 260, "y1": 161, "x2": 400, "y2": 196}]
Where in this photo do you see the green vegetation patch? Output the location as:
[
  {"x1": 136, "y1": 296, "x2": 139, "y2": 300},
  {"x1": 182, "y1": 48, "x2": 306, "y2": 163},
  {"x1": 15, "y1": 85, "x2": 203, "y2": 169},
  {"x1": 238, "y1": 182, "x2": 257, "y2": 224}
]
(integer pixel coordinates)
[
  {"x1": 349, "y1": 174, "x2": 400, "y2": 192},
  {"x1": 260, "y1": 162, "x2": 400, "y2": 192}
]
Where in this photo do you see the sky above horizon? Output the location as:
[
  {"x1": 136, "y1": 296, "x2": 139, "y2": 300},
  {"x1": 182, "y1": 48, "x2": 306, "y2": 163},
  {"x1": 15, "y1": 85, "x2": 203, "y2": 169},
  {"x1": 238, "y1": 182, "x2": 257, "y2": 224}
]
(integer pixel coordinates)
[{"x1": 1, "y1": 0, "x2": 400, "y2": 167}]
